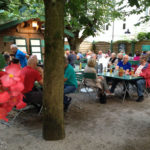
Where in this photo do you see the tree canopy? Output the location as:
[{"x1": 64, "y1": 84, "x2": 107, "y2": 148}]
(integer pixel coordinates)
[
  {"x1": 127, "y1": 0, "x2": 150, "y2": 25},
  {"x1": 0, "y1": 0, "x2": 44, "y2": 23},
  {"x1": 0, "y1": 0, "x2": 125, "y2": 50},
  {"x1": 65, "y1": 0, "x2": 124, "y2": 50},
  {"x1": 0, "y1": 0, "x2": 149, "y2": 49}
]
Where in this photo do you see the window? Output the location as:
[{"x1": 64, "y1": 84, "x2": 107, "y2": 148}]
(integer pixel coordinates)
[
  {"x1": 123, "y1": 23, "x2": 126, "y2": 30},
  {"x1": 106, "y1": 25, "x2": 109, "y2": 30},
  {"x1": 118, "y1": 43, "x2": 126, "y2": 53},
  {"x1": 145, "y1": 8, "x2": 150, "y2": 16},
  {"x1": 30, "y1": 39, "x2": 42, "y2": 60},
  {"x1": 15, "y1": 38, "x2": 27, "y2": 53}
]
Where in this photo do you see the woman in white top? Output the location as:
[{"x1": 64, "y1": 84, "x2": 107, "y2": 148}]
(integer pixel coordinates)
[{"x1": 134, "y1": 55, "x2": 148, "y2": 77}]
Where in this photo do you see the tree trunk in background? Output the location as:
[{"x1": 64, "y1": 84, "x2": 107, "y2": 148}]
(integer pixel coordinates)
[
  {"x1": 67, "y1": 37, "x2": 84, "y2": 52},
  {"x1": 43, "y1": 0, "x2": 65, "y2": 140}
]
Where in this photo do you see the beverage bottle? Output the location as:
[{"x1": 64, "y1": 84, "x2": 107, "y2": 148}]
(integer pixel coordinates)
[
  {"x1": 110, "y1": 66, "x2": 112, "y2": 74},
  {"x1": 131, "y1": 68, "x2": 134, "y2": 76},
  {"x1": 118, "y1": 68, "x2": 120, "y2": 76},
  {"x1": 119, "y1": 67, "x2": 123, "y2": 76},
  {"x1": 104, "y1": 67, "x2": 106, "y2": 74},
  {"x1": 79, "y1": 62, "x2": 82, "y2": 70},
  {"x1": 121, "y1": 67, "x2": 124, "y2": 76}
]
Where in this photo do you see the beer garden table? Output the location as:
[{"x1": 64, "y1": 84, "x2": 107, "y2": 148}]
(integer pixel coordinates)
[{"x1": 98, "y1": 72, "x2": 143, "y2": 102}]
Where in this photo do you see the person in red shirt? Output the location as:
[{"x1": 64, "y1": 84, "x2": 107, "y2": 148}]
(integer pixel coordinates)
[{"x1": 21, "y1": 55, "x2": 43, "y2": 106}]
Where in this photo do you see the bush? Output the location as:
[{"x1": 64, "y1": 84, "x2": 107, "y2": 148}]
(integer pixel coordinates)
[
  {"x1": 146, "y1": 32, "x2": 150, "y2": 40},
  {"x1": 137, "y1": 32, "x2": 150, "y2": 41},
  {"x1": 137, "y1": 32, "x2": 147, "y2": 41}
]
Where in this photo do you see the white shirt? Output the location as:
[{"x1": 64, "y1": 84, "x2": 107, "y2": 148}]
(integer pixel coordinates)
[{"x1": 135, "y1": 65, "x2": 144, "y2": 76}]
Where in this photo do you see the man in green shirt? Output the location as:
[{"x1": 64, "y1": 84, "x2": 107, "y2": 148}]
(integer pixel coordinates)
[{"x1": 64, "y1": 57, "x2": 77, "y2": 111}]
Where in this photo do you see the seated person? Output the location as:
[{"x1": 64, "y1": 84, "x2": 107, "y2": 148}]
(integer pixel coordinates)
[
  {"x1": 64, "y1": 57, "x2": 77, "y2": 111},
  {"x1": 128, "y1": 53, "x2": 133, "y2": 60},
  {"x1": 110, "y1": 55, "x2": 131, "y2": 93},
  {"x1": 133, "y1": 51, "x2": 141, "y2": 61},
  {"x1": 3, "y1": 53, "x2": 10, "y2": 66},
  {"x1": 116, "y1": 55, "x2": 131, "y2": 73},
  {"x1": 115, "y1": 53, "x2": 123, "y2": 65},
  {"x1": 84, "y1": 58, "x2": 113, "y2": 97},
  {"x1": 21, "y1": 55, "x2": 43, "y2": 107},
  {"x1": 108, "y1": 52, "x2": 117, "y2": 68},
  {"x1": 147, "y1": 51, "x2": 150, "y2": 63},
  {"x1": 68, "y1": 50, "x2": 77, "y2": 67},
  {"x1": 133, "y1": 55, "x2": 149, "y2": 102}
]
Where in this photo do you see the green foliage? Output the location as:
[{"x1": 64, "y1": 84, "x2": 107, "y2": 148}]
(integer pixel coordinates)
[
  {"x1": 0, "y1": 0, "x2": 44, "y2": 21},
  {"x1": 127, "y1": 0, "x2": 150, "y2": 24},
  {"x1": 92, "y1": 41, "x2": 96, "y2": 53},
  {"x1": 0, "y1": 54, "x2": 6, "y2": 69},
  {"x1": 65, "y1": 0, "x2": 124, "y2": 41},
  {"x1": 0, "y1": 0, "x2": 125, "y2": 48},
  {"x1": 128, "y1": 0, "x2": 139, "y2": 7},
  {"x1": 137, "y1": 32, "x2": 150, "y2": 41},
  {"x1": 0, "y1": 0, "x2": 10, "y2": 10}
]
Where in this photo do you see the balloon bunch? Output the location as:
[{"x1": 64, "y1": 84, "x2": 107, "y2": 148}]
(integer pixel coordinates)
[{"x1": 0, "y1": 64, "x2": 26, "y2": 122}]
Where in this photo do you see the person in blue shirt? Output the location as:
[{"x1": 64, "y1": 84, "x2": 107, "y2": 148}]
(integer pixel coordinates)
[
  {"x1": 116, "y1": 55, "x2": 131, "y2": 73},
  {"x1": 110, "y1": 55, "x2": 131, "y2": 94},
  {"x1": 10, "y1": 44, "x2": 29, "y2": 68},
  {"x1": 77, "y1": 52, "x2": 83, "y2": 59}
]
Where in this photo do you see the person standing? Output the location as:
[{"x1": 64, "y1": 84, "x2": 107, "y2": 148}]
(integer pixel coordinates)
[{"x1": 10, "y1": 44, "x2": 29, "y2": 68}]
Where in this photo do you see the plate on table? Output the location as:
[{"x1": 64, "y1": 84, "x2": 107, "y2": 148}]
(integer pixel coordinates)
[{"x1": 76, "y1": 72, "x2": 82, "y2": 75}]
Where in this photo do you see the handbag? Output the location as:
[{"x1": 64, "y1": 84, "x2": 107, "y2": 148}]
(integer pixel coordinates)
[{"x1": 99, "y1": 93, "x2": 107, "y2": 104}]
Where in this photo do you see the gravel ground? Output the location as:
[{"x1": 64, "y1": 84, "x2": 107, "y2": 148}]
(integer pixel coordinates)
[{"x1": 0, "y1": 91, "x2": 150, "y2": 150}]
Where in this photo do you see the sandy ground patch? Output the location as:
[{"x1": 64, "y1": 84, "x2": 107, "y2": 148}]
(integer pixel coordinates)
[{"x1": 0, "y1": 92, "x2": 150, "y2": 150}]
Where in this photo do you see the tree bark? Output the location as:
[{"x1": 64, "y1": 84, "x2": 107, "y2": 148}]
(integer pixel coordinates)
[
  {"x1": 43, "y1": 0, "x2": 65, "y2": 140},
  {"x1": 67, "y1": 37, "x2": 84, "y2": 52}
]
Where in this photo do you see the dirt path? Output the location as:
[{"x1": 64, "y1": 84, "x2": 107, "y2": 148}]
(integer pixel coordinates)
[{"x1": 0, "y1": 93, "x2": 150, "y2": 150}]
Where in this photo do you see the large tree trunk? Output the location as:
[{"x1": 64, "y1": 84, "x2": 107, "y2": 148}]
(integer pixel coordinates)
[
  {"x1": 43, "y1": 0, "x2": 65, "y2": 140},
  {"x1": 67, "y1": 37, "x2": 83, "y2": 52}
]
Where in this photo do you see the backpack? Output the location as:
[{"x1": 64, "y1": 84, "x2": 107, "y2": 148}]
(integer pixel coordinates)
[{"x1": 99, "y1": 93, "x2": 107, "y2": 104}]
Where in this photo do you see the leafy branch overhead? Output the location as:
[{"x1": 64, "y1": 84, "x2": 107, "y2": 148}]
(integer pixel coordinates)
[
  {"x1": 0, "y1": 0, "x2": 149, "y2": 50},
  {"x1": 65, "y1": 0, "x2": 123, "y2": 39},
  {"x1": 0, "y1": 0, "x2": 125, "y2": 50},
  {"x1": 127, "y1": 0, "x2": 150, "y2": 25},
  {"x1": 0, "y1": 0, "x2": 45, "y2": 22}
]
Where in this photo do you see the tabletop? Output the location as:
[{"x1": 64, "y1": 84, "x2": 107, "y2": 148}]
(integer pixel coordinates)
[
  {"x1": 74, "y1": 68, "x2": 84, "y2": 73},
  {"x1": 98, "y1": 72, "x2": 143, "y2": 81}
]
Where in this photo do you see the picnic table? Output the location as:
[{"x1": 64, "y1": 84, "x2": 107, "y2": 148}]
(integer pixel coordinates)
[{"x1": 98, "y1": 72, "x2": 143, "y2": 102}]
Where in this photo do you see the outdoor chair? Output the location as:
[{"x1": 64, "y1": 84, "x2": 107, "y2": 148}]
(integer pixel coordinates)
[
  {"x1": 0, "y1": 104, "x2": 38, "y2": 127},
  {"x1": 82, "y1": 72, "x2": 98, "y2": 97},
  {"x1": 81, "y1": 63, "x2": 87, "y2": 69},
  {"x1": 10, "y1": 83, "x2": 43, "y2": 124},
  {"x1": 144, "y1": 87, "x2": 150, "y2": 97},
  {"x1": 80, "y1": 58, "x2": 87, "y2": 63},
  {"x1": 75, "y1": 72, "x2": 84, "y2": 92},
  {"x1": 74, "y1": 60, "x2": 80, "y2": 65},
  {"x1": 129, "y1": 60, "x2": 140, "y2": 70},
  {"x1": 128, "y1": 60, "x2": 140, "y2": 65}
]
